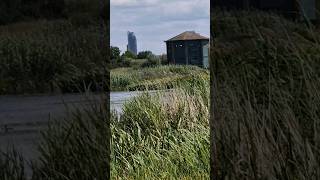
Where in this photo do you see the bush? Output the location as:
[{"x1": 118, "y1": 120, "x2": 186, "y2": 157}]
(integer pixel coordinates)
[
  {"x1": 159, "y1": 54, "x2": 168, "y2": 65},
  {"x1": 141, "y1": 54, "x2": 160, "y2": 67},
  {"x1": 110, "y1": 46, "x2": 121, "y2": 61},
  {"x1": 137, "y1": 51, "x2": 152, "y2": 59},
  {"x1": 122, "y1": 51, "x2": 137, "y2": 59}
]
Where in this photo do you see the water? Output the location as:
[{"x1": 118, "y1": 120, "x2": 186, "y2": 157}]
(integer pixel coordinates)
[
  {"x1": 111, "y1": 91, "x2": 143, "y2": 114},
  {"x1": 0, "y1": 91, "x2": 160, "y2": 178},
  {"x1": 110, "y1": 90, "x2": 162, "y2": 114}
]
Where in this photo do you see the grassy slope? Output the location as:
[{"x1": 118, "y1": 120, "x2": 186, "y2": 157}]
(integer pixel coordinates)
[
  {"x1": 111, "y1": 65, "x2": 209, "y2": 91},
  {"x1": 211, "y1": 10, "x2": 320, "y2": 179}
]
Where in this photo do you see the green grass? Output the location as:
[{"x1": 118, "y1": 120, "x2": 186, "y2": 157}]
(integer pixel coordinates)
[
  {"x1": 111, "y1": 65, "x2": 209, "y2": 91},
  {"x1": 211, "y1": 10, "x2": 320, "y2": 179},
  {"x1": 111, "y1": 79, "x2": 209, "y2": 179}
]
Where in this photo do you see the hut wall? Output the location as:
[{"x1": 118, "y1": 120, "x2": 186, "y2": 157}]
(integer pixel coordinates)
[
  {"x1": 166, "y1": 39, "x2": 209, "y2": 67},
  {"x1": 166, "y1": 42, "x2": 173, "y2": 64},
  {"x1": 167, "y1": 41, "x2": 187, "y2": 65},
  {"x1": 186, "y1": 40, "x2": 203, "y2": 66},
  {"x1": 202, "y1": 44, "x2": 209, "y2": 68}
]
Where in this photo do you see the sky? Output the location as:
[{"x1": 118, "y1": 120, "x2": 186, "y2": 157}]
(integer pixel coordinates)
[{"x1": 110, "y1": 0, "x2": 210, "y2": 55}]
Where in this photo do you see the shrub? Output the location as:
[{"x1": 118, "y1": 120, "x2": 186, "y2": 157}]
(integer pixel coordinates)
[
  {"x1": 141, "y1": 54, "x2": 161, "y2": 67},
  {"x1": 137, "y1": 50, "x2": 152, "y2": 59},
  {"x1": 123, "y1": 50, "x2": 137, "y2": 59}
]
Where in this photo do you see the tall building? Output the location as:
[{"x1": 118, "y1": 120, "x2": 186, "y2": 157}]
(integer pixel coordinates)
[{"x1": 127, "y1": 31, "x2": 137, "y2": 55}]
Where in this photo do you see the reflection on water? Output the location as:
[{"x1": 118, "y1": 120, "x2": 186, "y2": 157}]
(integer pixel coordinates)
[{"x1": 110, "y1": 90, "x2": 162, "y2": 114}]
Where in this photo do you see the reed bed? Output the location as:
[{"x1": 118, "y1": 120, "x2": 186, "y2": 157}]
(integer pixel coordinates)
[
  {"x1": 111, "y1": 65, "x2": 209, "y2": 91},
  {"x1": 0, "y1": 148, "x2": 26, "y2": 180},
  {"x1": 211, "y1": 10, "x2": 320, "y2": 179},
  {"x1": 0, "y1": 19, "x2": 107, "y2": 95},
  {"x1": 111, "y1": 79, "x2": 210, "y2": 179},
  {"x1": 0, "y1": 78, "x2": 209, "y2": 179}
]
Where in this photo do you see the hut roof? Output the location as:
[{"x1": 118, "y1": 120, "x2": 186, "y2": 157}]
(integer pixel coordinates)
[{"x1": 165, "y1": 31, "x2": 209, "y2": 42}]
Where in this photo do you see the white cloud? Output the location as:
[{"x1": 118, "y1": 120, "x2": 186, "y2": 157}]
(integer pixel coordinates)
[
  {"x1": 111, "y1": 0, "x2": 209, "y2": 54},
  {"x1": 110, "y1": 0, "x2": 136, "y2": 6},
  {"x1": 111, "y1": 0, "x2": 160, "y2": 7}
]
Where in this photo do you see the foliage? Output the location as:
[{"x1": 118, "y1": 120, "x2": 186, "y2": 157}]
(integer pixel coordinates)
[
  {"x1": 141, "y1": 53, "x2": 161, "y2": 67},
  {"x1": 137, "y1": 50, "x2": 152, "y2": 59},
  {"x1": 159, "y1": 54, "x2": 168, "y2": 64},
  {"x1": 122, "y1": 50, "x2": 137, "y2": 59},
  {"x1": 110, "y1": 46, "x2": 121, "y2": 61}
]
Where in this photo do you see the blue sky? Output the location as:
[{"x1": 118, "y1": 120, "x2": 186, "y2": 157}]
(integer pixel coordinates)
[{"x1": 111, "y1": 0, "x2": 210, "y2": 55}]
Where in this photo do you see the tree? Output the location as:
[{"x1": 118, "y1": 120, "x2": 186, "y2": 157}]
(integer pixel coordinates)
[
  {"x1": 110, "y1": 46, "x2": 121, "y2": 61},
  {"x1": 159, "y1": 54, "x2": 168, "y2": 64},
  {"x1": 137, "y1": 51, "x2": 152, "y2": 59},
  {"x1": 123, "y1": 50, "x2": 137, "y2": 59}
]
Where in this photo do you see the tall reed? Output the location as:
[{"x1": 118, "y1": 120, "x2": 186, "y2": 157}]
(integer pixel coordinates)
[
  {"x1": 31, "y1": 96, "x2": 110, "y2": 179},
  {"x1": 0, "y1": 20, "x2": 107, "y2": 94},
  {"x1": 0, "y1": 148, "x2": 26, "y2": 180},
  {"x1": 112, "y1": 80, "x2": 210, "y2": 179},
  {"x1": 211, "y1": 10, "x2": 320, "y2": 179},
  {"x1": 111, "y1": 65, "x2": 209, "y2": 91}
]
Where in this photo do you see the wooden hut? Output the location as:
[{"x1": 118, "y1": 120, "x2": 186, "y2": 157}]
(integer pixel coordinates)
[
  {"x1": 165, "y1": 31, "x2": 209, "y2": 68},
  {"x1": 212, "y1": 0, "x2": 319, "y2": 21}
]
